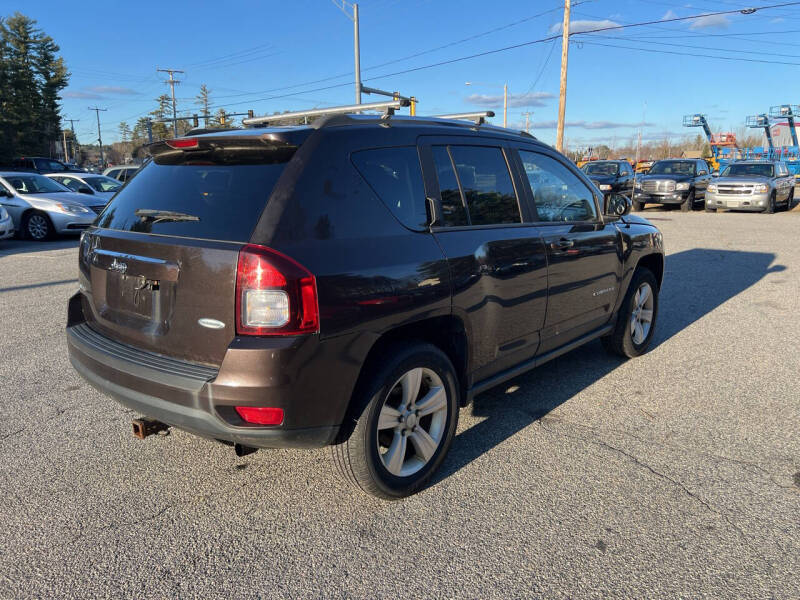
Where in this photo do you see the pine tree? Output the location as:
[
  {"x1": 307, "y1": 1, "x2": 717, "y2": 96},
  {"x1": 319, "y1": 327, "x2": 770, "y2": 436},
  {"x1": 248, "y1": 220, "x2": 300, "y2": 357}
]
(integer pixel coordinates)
[
  {"x1": 196, "y1": 84, "x2": 210, "y2": 127},
  {"x1": 0, "y1": 13, "x2": 68, "y2": 162}
]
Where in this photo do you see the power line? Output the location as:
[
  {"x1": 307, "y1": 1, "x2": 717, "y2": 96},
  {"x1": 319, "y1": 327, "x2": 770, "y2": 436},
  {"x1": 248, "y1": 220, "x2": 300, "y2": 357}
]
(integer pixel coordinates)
[{"x1": 206, "y1": 1, "x2": 800, "y2": 113}]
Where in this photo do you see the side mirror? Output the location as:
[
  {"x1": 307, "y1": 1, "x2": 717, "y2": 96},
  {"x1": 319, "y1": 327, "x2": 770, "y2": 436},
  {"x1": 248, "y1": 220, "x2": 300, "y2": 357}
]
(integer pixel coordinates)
[
  {"x1": 606, "y1": 193, "x2": 631, "y2": 218},
  {"x1": 78, "y1": 186, "x2": 94, "y2": 194}
]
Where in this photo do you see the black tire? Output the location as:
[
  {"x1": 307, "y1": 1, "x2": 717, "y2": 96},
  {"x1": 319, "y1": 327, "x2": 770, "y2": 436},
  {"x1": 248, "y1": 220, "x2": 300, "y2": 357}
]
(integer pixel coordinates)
[
  {"x1": 23, "y1": 211, "x2": 54, "y2": 241},
  {"x1": 680, "y1": 190, "x2": 694, "y2": 212},
  {"x1": 632, "y1": 200, "x2": 644, "y2": 211},
  {"x1": 765, "y1": 192, "x2": 776, "y2": 214},
  {"x1": 330, "y1": 342, "x2": 460, "y2": 499},
  {"x1": 705, "y1": 206, "x2": 716, "y2": 212},
  {"x1": 602, "y1": 268, "x2": 659, "y2": 358},
  {"x1": 784, "y1": 188, "x2": 794, "y2": 211}
]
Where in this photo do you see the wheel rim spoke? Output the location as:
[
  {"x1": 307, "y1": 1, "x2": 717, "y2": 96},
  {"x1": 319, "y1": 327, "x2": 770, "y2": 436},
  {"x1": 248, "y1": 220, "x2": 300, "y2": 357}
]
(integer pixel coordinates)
[
  {"x1": 638, "y1": 285, "x2": 650, "y2": 306},
  {"x1": 639, "y1": 309, "x2": 653, "y2": 323},
  {"x1": 634, "y1": 320, "x2": 645, "y2": 344},
  {"x1": 400, "y1": 368, "x2": 422, "y2": 408},
  {"x1": 377, "y1": 405, "x2": 401, "y2": 430},
  {"x1": 409, "y1": 428, "x2": 438, "y2": 462},
  {"x1": 383, "y1": 431, "x2": 407, "y2": 476},
  {"x1": 415, "y1": 386, "x2": 446, "y2": 417}
]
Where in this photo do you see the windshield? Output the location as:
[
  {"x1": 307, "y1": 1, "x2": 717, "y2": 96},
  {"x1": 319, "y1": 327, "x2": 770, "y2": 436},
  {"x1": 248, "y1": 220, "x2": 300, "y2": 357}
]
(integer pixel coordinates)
[
  {"x1": 4, "y1": 174, "x2": 67, "y2": 194},
  {"x1": 34, "y1": 158, "x2": 67, "y2": 172},
  {"x1": 721, "y1": 163, "x2": 774, "y2": 178},
  {"x1": 85, "y1": 175, "x2": 122, "y2": 192},
  {"x1": 648, "y1": 161, "x2": 695, "y2": 176},
  {"x1": 583, "y1": 162, "x2": 619, "y2": 176}
]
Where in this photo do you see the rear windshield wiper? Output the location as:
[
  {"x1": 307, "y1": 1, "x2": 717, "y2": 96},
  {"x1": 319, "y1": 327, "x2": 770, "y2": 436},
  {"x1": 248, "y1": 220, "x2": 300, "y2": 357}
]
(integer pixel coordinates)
[{"x1": 134, "y1": 209, "x2": 200, "y2": 223}]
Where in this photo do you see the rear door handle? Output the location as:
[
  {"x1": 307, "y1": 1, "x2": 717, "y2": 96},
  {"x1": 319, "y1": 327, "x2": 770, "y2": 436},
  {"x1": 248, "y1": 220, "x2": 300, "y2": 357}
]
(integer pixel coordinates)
[{"x1": 550, "y1": 238, "x2": 574, "y2": 249}]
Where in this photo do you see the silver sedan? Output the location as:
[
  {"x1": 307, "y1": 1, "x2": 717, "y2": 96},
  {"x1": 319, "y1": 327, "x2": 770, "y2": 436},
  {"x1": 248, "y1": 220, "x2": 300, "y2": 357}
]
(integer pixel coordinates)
[
  {"x1": 0, "y1": 172, "x2": 103, "y2": 241},
  {"x1": 45, "y1": 172, "x2": 122, "y2": 203}
]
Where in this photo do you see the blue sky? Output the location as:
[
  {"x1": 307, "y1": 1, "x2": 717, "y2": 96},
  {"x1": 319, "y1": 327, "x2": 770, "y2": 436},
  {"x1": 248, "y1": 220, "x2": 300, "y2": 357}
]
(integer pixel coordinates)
[{"x1": 16, "y1": 0, "x2": 800, "y2": 148}]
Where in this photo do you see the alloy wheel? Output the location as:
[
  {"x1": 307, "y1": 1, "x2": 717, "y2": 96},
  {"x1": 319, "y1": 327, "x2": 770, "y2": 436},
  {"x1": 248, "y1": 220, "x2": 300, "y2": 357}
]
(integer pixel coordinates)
[
  {"x1": 27, "y1": 214, "x2": 49, "y2": 240},
  {"x1": 376, "y1": 367, "x2": 448, "y2": 477},
  {"x1": 630, "y1": 282, "x2": 654, "y2": 345}
]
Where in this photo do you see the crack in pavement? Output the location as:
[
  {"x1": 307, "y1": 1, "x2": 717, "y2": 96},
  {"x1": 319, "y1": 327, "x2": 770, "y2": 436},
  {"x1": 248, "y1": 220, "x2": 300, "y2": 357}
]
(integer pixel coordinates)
[{"x1": 538, "y1": 419, "x2": 776, "y2": 573}]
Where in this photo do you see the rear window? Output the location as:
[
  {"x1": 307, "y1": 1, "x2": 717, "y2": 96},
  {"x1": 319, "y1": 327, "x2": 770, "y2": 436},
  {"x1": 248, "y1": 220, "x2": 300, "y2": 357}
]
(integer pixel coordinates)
[{"x1": 95, "y1": 162, "x2": 287, "y2": 242}]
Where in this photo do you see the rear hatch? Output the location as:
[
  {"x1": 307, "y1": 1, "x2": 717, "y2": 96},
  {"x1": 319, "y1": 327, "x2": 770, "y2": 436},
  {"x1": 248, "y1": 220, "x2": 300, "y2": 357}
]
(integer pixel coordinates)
[{"x1": 78, "y1": 133, "x2": 302, "y2": 367}]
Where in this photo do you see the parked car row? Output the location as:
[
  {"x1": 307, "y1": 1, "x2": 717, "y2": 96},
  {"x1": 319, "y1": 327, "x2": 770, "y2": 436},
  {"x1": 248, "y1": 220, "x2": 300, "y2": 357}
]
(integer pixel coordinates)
[
  {"x1": 582, "y1": 158, "x2": 795, "y2": 214},
  {"x1": 0, "y1": 172, "x2": 108, "y2": 240},
  {"x1": 0, "y1": 158, "x2": 143, "y2": 241}
]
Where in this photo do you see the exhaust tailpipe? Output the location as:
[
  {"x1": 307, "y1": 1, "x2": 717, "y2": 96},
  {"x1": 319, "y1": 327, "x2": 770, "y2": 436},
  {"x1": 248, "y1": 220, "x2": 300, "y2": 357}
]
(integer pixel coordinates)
[
  {"x1": 235, "y1": 443, "x2": 258, "y2": 457},
  {"x1": 132, "y1": 417, "x2": 170, "y2": 439}
]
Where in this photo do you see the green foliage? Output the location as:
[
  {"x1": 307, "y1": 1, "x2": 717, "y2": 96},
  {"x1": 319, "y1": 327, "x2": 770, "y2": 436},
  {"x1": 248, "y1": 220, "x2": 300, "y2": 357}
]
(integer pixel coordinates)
[{"x1": 0, "y1": 12, "x2": 69, "y2": 162}]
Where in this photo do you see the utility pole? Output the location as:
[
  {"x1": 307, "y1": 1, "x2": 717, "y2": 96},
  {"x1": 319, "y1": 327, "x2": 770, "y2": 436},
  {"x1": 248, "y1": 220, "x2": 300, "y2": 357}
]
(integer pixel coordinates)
[
  {"x1": 503, "y1": 83, "x2": 508, "y2": 128},
  {"x1": 61, "y1": 130, "x2": 69, "y2": 162},
  {"x1": 157, "y1": 68, "x2": 184, "y2": 136},
  {"x1": 522, "y1": 111, "x2": 532, "y2": 133},
  {"x1": 65, "y1": 118, "x2": 79, "y2": 162},
  {"x1": 556, "y1": 0, "x2": 571, "y2": 152},
  {"x1": 333, "y1": 1, "x2": 362, "y2": 104},
  {"x1": 88, "y1": 106, "x2": 107, "y2": 167}
]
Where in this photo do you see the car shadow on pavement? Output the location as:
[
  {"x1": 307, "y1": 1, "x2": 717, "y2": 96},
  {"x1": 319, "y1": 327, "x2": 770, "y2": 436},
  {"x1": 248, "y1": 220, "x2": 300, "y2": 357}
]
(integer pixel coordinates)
[
  {"x1": 0, "y1": 237, "x2": 79, "y2": 257},
  {"x1": 434, "y1": 248, "x2": 786, "y2": 485}
]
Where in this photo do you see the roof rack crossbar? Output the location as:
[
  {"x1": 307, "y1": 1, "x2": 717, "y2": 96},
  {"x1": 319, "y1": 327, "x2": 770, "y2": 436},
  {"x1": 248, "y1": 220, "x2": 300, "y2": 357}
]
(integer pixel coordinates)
[
  {"x1": 243, "y1": 99, "x2": 409, "y2": 126},
  {"x1": 431, "y1": 111, "x2": 495, "y2": 125}
]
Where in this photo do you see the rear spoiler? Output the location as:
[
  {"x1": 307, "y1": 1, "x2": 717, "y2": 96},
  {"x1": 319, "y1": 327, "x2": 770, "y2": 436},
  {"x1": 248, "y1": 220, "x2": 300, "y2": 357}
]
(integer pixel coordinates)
[{"x1": 147, "y1": 134, "x2": 299, "y2": 166}]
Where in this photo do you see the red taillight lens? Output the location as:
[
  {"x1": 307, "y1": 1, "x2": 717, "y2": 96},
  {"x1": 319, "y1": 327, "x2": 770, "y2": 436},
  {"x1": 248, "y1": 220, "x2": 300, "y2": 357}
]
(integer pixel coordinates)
[
  {"x1": 165, "y1": 137, "x2": 199, "y2": 149},
  {"x1": 235, "y1": 244, "x2": 319, "y2": 336},
  {"x1": 235, "y1": 406, "x2": 284, "y2": 425}
]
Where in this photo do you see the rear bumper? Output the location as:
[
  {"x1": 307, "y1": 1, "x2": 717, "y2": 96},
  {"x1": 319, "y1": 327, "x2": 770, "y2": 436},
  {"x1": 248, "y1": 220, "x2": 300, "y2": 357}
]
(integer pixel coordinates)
[{"x1": 66, "y1": 294, "x2": 346, "y2": 449}]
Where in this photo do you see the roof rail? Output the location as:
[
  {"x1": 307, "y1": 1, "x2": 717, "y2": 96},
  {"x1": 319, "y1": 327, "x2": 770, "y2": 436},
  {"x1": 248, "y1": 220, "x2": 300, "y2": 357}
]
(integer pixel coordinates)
[
  {"x1": 430, "y1": 111, "x2": 495, "y2": 125},
  {"x1": 243, "y1": 99, "x2": 409, "y2": 126}
]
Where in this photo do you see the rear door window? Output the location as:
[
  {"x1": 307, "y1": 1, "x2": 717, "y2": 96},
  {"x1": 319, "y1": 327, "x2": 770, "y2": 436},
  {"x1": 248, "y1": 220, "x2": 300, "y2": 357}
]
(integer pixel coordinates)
[
  {"x1": 351, "y1": 147, "x2": 428, "y2": 230},
  {"x1": 448, "y1": 146, "x2": 521, "y2": 226},
  {"x1": 95, "y1": 162, "x2": 288, "y2": 242},
  {"x1": 431, "y1": 146, "x2": 468, "y2": 227}
]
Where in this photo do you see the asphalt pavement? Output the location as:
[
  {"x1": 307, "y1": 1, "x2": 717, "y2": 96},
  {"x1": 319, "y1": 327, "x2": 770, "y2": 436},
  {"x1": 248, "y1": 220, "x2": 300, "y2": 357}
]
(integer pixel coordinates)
[{"x1": 0, "y1": 211, "x2": 798, "y2": 599}]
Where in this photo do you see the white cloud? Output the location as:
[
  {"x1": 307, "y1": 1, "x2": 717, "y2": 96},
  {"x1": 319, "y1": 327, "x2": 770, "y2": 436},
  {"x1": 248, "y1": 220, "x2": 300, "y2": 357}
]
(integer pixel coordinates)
[
  {"x1": 86, "y1": 86, "x2": 139, "y2": 95},
  {"x1": 771, "y1": 17, "x2": 786, "y2": 24},
  {"x1": 689, "y1": 14, "x2": 731, "y2": 30},
  {"x1": 549, "y1": 19, "x2": 621, "y2": 34},
  {"x1": 63, "y1": 90, "x2": 102, "y2": 99},
  {"x1": 466, "y1": 91, "x2": 555, "y2": 108},
  {"x1": 661, "y1": 9, "x2": 678, "y2": 20},
  {"x1": 531, "y1": 120, "x2": 655, "y2": 130}
]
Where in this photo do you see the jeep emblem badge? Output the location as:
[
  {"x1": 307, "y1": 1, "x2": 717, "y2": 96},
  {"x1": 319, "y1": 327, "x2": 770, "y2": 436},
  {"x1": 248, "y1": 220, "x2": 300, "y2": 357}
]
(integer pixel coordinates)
[{"x1": 109, "y1": 258, "x2": 127, "y2": 274}]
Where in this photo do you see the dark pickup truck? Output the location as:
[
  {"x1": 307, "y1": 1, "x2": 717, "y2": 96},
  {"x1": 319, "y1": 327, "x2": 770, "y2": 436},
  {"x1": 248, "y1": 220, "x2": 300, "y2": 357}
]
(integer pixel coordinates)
[
  {"x1": 632, "y1": 158, "x2": 712, "y2": 211},
  {"x1": 66, "y1": 113, "x2": 665, "y2": 499},
  {"x1": 581, "y1": 160, "x2": 635, "y2": 198}
]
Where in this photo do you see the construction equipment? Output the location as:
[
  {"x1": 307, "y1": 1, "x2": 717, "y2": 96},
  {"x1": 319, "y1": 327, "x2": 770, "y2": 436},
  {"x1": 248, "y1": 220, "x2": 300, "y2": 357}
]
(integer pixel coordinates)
[
  {"x1": 682, "y1": 114, "x2": 737, "y2": 171},
  {"x1": 745, "y1": 114, "x2": 773, "y2": 152}
]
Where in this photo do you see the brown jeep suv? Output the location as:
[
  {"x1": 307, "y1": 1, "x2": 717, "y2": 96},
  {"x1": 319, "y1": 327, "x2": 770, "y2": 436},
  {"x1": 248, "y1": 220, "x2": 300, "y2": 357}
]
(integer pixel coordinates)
[{"x1": 67, "y1": 111, "x2": 665, "y2": 499}]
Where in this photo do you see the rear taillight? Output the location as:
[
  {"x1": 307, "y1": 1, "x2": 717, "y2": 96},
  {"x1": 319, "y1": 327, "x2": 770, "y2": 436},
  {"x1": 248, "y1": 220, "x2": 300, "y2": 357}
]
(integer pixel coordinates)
[
  {"x1": 235, "y1": 244, "x2": 319, "y2": 336},
  {"x1": 235, "y1": 406, "x2": 284, "y2": 425}
]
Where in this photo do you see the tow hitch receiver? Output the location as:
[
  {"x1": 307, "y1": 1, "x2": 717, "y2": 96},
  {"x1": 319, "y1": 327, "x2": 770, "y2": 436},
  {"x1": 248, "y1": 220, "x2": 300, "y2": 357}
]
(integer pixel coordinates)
[{"x1": 132, "y1": 417, "x2": 170, "y2": 439}]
